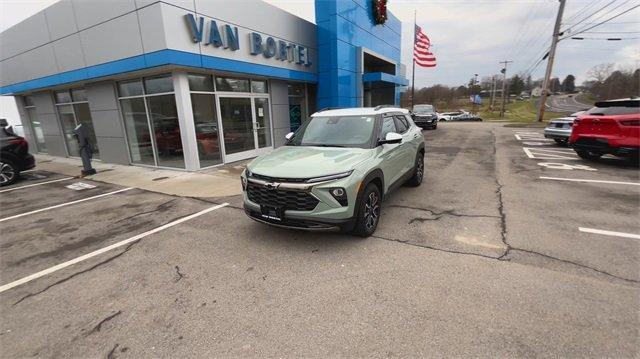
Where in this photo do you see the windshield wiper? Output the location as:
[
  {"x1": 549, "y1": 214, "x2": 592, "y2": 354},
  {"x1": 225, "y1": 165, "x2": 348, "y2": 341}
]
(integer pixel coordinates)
[{"x1": 305, "y1": 143, "x2": 345, "y2": 148}]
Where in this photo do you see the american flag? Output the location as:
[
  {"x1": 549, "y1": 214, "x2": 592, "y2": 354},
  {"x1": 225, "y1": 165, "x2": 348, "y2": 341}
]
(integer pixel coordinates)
[{"x1": 414, "y1": 25, "x2": 436, "y2": 67}]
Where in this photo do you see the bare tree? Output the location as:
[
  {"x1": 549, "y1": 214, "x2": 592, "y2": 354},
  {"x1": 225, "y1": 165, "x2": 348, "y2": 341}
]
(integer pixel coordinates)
[{"x1": 587, "y1": 63, "x2": 615, "y2": 83}]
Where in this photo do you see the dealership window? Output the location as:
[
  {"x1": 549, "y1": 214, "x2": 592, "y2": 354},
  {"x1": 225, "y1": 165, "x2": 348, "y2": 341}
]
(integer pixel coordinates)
[
  {"x1": 288, "y1": 83, "x2": 307, "y2": 132},
  {"x1": 118, "y1": 74, "x2": 184, "y2": 169},
  {"x1": 54, "y1": 89, "x2": 99, "y2": 158},
  {"x1": 188, "y1": 74, "x2": 221, "y2": 168},
  {"x1": 23, "y1": 96, "x2": 47, "y2": 153}
]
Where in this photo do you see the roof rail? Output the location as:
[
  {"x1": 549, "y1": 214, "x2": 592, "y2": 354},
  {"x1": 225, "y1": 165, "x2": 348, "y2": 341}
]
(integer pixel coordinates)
[
  {"x1": 317, "y1": 107, "x2": 343, "y2": 112},
  {"x1": 373, "y1": 104, "x2": 400, "y2": 111}
]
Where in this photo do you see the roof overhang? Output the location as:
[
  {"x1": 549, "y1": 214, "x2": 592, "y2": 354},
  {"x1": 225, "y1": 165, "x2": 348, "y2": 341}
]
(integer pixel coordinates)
[{"x1": 362, "y1": 72, "x2": 409, "y2": 86}]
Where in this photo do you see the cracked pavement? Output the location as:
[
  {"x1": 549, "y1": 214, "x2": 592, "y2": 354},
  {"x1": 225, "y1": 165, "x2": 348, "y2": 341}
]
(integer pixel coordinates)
[{"x1": 0, "y1": 122, "x2": 638, "y2": 357}]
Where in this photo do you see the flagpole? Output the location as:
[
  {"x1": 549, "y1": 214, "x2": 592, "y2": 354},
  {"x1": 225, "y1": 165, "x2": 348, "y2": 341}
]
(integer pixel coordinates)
[{"x1": 411, "y1": 10, "x2": 416, "y2": 110}]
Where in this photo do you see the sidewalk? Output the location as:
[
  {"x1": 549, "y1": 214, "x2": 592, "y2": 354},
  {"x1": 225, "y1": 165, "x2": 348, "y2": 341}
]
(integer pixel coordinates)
[{"x1": 32, "y1": 155, "x2": 244, "y2": 198}]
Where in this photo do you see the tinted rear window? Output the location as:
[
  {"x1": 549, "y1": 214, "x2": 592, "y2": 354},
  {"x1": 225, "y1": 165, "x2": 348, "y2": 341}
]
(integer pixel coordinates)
[{"x1": 586, "y1": 100, "x2": 640, "y2": 115}]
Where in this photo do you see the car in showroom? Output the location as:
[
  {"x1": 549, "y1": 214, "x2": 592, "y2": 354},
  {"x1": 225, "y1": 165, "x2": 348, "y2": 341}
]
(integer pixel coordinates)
[
  {"x1": 544, "y1": 111, "x2": 585, "y2": 145},
  {"x1": 241, "y1": 106, "x2": 425, "y2": 237},
  {"x1": 411, "y1": 104, "x2": 438, "y2": 129},
  {"x1": 0, "y1": 125, "x2": 35, "y2": 186},
  {"x1": 569, "y1": 98, "x2": 639, "y2": 161}
]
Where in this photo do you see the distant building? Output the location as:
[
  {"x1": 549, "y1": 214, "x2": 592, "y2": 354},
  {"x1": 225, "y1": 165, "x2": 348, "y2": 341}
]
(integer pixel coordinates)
[{"x1": 531, "y1": 87, "x2": 543, "y2": 97}]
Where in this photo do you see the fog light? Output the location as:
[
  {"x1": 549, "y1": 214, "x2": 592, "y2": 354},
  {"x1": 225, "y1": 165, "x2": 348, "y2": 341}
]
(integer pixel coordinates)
[
  {"x1": 329, "y1": 187, "x2": 348, "y2": 206},
  {"x1": 331, "y1": 188, "x2": 345, "y2": 197}
]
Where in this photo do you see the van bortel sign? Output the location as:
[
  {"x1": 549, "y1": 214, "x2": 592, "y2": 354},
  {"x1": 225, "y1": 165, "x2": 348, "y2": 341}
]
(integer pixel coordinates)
[{"x1": 185, "y1": 14, "x2": 312, "y2": 67}]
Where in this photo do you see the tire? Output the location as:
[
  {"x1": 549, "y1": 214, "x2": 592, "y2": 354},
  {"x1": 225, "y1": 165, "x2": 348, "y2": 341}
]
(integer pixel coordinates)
[
  {"x1": 406, "y1": 151, "x2": 424, "y2": 187},
  {"x1": 576, "y1": 149, "x2": 602, "y2": 160},
  {"x1": 554, "y1": 139, "x2": 567, "y2": 145},
  {"x1": 0, "y1": 160, "x2": 18, "y2": 186},
  {"x1": 352, "y1": 183, "x2": 382, "y2": 237}
]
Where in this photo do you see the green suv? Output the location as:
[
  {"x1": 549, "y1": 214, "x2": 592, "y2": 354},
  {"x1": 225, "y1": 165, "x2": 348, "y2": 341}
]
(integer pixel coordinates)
[{"x1": 241, "y1": 106, "x2": 425, "y2": 237}]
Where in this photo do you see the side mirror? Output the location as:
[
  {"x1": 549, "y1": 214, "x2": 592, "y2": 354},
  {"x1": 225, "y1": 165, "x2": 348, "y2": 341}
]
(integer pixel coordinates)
[
  {"x1": 379, "y1": 132, "x2": 402, "y2": 145},
  {"x1": 285, "y1": 132, "x2": 294, "y2": 140}
]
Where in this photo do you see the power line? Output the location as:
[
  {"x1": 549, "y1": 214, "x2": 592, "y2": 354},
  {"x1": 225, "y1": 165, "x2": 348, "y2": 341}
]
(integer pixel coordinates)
[
  {"x1": 561, "y1": 4, "x2": 640, "y2": 39},
  {"x1": 562, "y1": 0, "x2": 603, "y2": 24},
  {"x1": 560, "y1": 0, "x2": 617, "y2": 33},
  {"x1": 571, "y1": 36, "x2": 640, "y2": 40},
  {"x1": 566, "y1": 0, "x2": 634, "y2": 35}
]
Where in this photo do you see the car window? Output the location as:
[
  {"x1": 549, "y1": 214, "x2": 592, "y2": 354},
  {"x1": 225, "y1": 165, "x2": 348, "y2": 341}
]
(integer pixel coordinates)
[
  {"x1": 379, "y1": 117, "x2": 397, "y2": 139},
  {"x1": 414, "y1": 105, "x2": 434, "y2": 114},
  {"x1": 394, "y1": 115, "x2": 409, "y2": 133}
]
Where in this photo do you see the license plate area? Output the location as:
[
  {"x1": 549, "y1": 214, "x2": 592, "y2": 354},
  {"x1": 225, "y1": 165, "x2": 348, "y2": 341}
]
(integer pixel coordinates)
[
  {"x1": 555, "y1": 123, "x2": 564, "y2": 128},
  {"x1": 260, "y1": 205, "x2": 284, "y2": 222}
]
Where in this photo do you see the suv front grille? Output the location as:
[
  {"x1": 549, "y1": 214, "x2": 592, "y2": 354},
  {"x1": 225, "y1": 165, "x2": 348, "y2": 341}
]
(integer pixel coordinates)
[
  {"x1": 251, "y1": 173, "x2": 309, "y2": 183},
  {"x1": 247, "y1": 182, "x2": 319, "y2": 211}
]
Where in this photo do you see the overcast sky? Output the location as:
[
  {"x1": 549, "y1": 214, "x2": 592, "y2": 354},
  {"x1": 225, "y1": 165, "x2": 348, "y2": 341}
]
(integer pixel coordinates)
[{"x1": 1, "y1": 0, "x2": 639, "y2": 123}]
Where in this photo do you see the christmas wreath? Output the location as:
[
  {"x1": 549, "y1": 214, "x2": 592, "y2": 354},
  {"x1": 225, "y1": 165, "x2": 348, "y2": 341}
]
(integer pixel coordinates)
[{"x1": 373, "y1": 0, "x2": 388, "y2": 25}]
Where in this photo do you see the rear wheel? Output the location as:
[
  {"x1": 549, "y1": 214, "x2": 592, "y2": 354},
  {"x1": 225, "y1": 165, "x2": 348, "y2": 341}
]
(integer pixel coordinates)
[
  {"x1": 0, "y1": 160, "x2": 18, "y2": 186},
  {"x1": 576, "y1": 149, "x2": 602, "y2": 160},
  {"x1": 352, "y1": 183, "x2": 381, "y2": 237}
]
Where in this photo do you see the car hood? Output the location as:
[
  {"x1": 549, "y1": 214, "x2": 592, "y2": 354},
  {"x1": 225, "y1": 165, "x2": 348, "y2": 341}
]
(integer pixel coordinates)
[{"x1": 247, "y1": 146, "x2": 373, "y2": 179}]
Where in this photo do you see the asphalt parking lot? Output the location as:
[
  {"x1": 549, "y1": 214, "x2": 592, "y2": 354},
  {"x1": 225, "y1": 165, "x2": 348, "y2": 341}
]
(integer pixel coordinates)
[{"x1": 0, "y1": 122, "x2": 638, "y2": 357}]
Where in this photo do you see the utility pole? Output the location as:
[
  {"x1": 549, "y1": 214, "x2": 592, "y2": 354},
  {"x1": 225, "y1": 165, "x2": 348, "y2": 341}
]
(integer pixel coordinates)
[
  {"x1": 499, "y1": 60, "x2": 513, "y2": 118},
  {"x1": 472, "y1": 73, "x2": 478, "y2": 114},
  {"x1": 490, "y1": 75, "x2": 496, "y2": 111},
  {"x1": 537, "y1": 0, "x2": 566, "y2": 122},
  {"x1": 410, "y1": 10, "x2": 417, "y2": 110}
]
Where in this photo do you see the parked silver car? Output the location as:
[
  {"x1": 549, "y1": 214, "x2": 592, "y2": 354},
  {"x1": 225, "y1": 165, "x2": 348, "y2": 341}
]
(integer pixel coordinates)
[{"x1": 544, "y1": 111, "x2": 585, "y2": 145}]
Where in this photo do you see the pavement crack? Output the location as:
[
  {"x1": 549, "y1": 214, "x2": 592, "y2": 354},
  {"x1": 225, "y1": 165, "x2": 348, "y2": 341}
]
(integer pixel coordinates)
[
  {"x1": 12, "y1": 242, "x2": 139, "y2": 306},
  {"x1": 106, "y1": 344, "x2": 119, "y2": 359},
  {"x1": 89, "y1": 311, "x2": 122, "y2": 335},
  {"x1": 372, "y1": 234, "x2": 499, "y2": 260},
  {"x1": 490, "y1": 129, "x2": 511, "y2": 260},
  {"x1": 114, "y1": 199, "x2": 177, "y2": 224},
  {"x1": 503, "y1": 248, "x2": 640, "y2": 285},
  {"x1": 389, "y1": 205, "x2": 500, "y2": 221},
  {"x1": 174, "y1": 265, "x2": 186, "y2": 282}
]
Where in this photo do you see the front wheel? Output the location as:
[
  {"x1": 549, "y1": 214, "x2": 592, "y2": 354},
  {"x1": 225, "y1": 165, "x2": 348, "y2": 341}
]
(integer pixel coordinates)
[
  {"x1": 0, "y1": 160, "x2": 18, "y2": 186},
  {"x1": 576, "y1": 149, "x2": 602, "y2": 160},
  {"x1": 352, "y1": 183, "x2": 382, "y2": 237},
  {"x1": 406, "y1": 152, "x2": 424, "y2": 187}
]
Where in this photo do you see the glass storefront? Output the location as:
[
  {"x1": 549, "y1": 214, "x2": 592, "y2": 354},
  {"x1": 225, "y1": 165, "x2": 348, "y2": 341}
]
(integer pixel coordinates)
[
  {"x1": 23, "y1": 96, "x2": 47, "y2": 153},
  {"x1": 187, "y1": 73, "x2": 272, "y2": 166},
  {"x1": 54, "y1": 89, "x2": 99, "y2": 158},
  {"x1": 288, "y1": 83, "x2": 306, "y2": 132},
  {"x1": 117, "y1": 74, "x2": 184, "y2": 169}
]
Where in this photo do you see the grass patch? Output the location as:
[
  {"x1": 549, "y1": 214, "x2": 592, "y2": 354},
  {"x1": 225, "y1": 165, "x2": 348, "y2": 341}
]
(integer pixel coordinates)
[{"x1": 454, "y1": 100, "x2": 568, "y2": 123}]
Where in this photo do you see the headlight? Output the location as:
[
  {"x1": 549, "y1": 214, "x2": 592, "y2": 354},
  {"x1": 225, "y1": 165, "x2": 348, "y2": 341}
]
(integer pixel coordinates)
[{"x1": 305, "y1": 170, "x2": 353, "y2": 183}]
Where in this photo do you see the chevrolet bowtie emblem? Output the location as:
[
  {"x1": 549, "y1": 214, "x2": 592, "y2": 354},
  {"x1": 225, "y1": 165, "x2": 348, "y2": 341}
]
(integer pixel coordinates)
[{"x1": 265, "y1": 182, "x2": 280, "y2": 190}]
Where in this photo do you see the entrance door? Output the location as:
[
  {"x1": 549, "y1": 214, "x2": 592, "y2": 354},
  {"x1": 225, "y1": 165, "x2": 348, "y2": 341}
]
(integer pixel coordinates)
[{"x1": 218, "y1": 96, "x2": 272, "y2": 163}]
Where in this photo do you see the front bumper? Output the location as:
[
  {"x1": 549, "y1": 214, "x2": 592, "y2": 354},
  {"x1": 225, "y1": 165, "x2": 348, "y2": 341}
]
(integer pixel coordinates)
[
  {"x1": 413, "y1": 116, "x2": 438, "y2": 127},
  {"x1": 544, "y1": 127, "x2": 571, "y2": 140},
  {"x1": 244, "y1": 206, "x2": 356, "y2": 231},
  {"x1": 242, "y1": 173, "x2": 359, "y2": 232}
]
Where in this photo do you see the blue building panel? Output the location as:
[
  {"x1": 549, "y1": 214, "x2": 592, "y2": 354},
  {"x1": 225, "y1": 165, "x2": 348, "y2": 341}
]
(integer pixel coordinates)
[{"x1": 315, "y1": 0, "x2": 407, "y2": 108}]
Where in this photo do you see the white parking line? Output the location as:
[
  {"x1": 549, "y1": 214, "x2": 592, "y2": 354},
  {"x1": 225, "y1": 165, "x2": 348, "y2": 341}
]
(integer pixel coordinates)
[
  {"x1": 0, "y1": 187, "x2": 133, "y2": 223},
  {"x1": 0, "y1": 203, "x2": 229, "y2": 293},
  {"x1": 579, "y1": 227, "x2": 640, "y2": 240},
  {"x1": 0, "y1": 177, "x2": 74, "y2": 193},
  {"x1": 540, "y1": 176, "x2": 640, "y2": 186},
  {"x1": 523, "y1": 147, "x2": 578, "y2": 160}
]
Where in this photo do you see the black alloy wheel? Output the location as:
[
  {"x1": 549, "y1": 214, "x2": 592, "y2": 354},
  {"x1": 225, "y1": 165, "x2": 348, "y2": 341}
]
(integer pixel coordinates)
[
  {"x1": 0, "y1": 161, "x2": 17, "y2": 186},
  {"x1": 353, "y1": 183, "x2": 382, "y2": 237}
]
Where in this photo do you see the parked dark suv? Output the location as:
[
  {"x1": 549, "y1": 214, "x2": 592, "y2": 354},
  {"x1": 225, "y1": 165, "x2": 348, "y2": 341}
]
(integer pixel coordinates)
[
  {"x1": 411, "y1": 104, "x2": 438, "y2": 130},
  {"x1": 1, "y1": 127, "x2": 35, "y2": 186}
]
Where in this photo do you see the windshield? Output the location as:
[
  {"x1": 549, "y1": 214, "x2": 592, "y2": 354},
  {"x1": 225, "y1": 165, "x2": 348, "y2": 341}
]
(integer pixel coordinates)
[
  {"x1": 585, "y1": 100, "x2": 640, "y2": 116},
  {"x1": 287, "y1": 115, "x2": 377, "y2": 148},
  {"x1": 414, "y1": 105, "x2": 434, "y2": 114}
]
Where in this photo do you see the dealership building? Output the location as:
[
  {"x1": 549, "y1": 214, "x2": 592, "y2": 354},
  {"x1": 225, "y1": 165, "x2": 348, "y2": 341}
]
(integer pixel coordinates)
[{"x1": 0, "y1": 0, "x2": 408, "y2": 171}]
